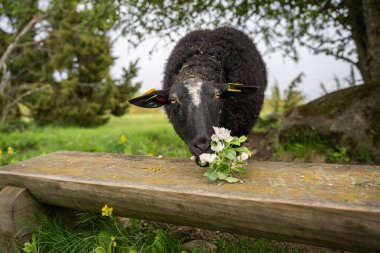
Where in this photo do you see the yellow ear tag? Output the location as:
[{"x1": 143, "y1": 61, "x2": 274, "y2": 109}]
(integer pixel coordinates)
[
  {"x1": 145, "y1": 94, "x2": 158, "y2": 102},
  {"x1": 228, "y1": 83, "x2": 243, "y2": 86},
  {"x1": 227, "y1": 88, "x2": 241, "y2": 92},
  {"x1": 143, "y1": 88, "x2": 156, "y2": 95}
]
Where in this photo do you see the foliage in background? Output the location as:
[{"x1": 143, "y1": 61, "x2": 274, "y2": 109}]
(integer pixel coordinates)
[
  {"x1": 2, "y1": 0, "x2": 379, "y2": 129},
  {"x1": 0, "y1": 114, "x2": 189, "y2": 163},
  {"x1": 320, "y1": 65, "x2": 358, "y2": 95},
  {"x1": 0, "y1": 146, "x2": 15, "y2": 165},
  {"x1": 254, "y1": 73, "x2": 305, "y2": 134},
  {"x1": 3, "y1": 0, "x2": 379, "y2": 128},
  {"x1": 115, "y1": 0, "x2": 380, "y2": 83},
  {"x1": 275, "y1": 137, "x2": 352, "y2": 164},
  {"x1": 0, "y1": 0, "x2": 140, "y2": 127}
]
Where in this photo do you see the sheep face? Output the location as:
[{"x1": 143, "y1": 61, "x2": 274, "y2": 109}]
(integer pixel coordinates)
[
  {"x1": 166, "y1": 80, "x2": 224, "y2": 156},
  {"x1": 129, "y1": 79, "x2": 259, "y2": 156}
]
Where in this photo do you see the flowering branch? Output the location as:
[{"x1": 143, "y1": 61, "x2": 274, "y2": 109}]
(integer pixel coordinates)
[{"x1": 199, "y1": 127, "x2": 251, "y2": 183}]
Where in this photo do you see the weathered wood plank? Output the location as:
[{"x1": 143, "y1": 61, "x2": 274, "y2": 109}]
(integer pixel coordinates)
[{"x1": 0, "y1": 151, "x2": 379, "y2": 252}]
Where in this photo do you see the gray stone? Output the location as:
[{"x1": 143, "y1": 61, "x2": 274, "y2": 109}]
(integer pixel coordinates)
[{"x1": 281, "y1": 82, "x2": 380, "y2": 163}]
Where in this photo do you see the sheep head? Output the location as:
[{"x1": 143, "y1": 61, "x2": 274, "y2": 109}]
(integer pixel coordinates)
[{"x1": 129, "y1": 79, "x2": 258, "y2": 156}]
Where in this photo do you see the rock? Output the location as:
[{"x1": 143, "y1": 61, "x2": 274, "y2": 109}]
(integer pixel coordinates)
[
  {"x1": 181, "y1": 240, "x2": 217, "y2": 252},
  {"x1": 280, "y1": 81, "x2": 380, "y2": 164}
]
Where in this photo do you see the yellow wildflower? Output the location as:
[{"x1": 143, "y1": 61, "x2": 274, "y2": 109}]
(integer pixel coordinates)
[
  {"x1": 101, "y1": 204, "x2": 113, "y2": 216},
  {"x1": 120, "y1": 134, "x2": 126, "y2": 143},
  {"x1": 0, "y1": 149, "x2": 2, "y2": 155},
  {"x1": 7, "y1": 147, "x2": 14, "y2": 155},
  {"x1": 113, "y1": 241, "x2": 117, "y2": 247},
  {"x1": 111, "y1": 236, "x2": 115, "y2": 241}
]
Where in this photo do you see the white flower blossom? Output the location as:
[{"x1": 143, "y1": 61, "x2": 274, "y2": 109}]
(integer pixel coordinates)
[
  {"x1": 199, "y1": 153, "x2": 218, "y2": 164},
  {"x1": 225, "y1": 136, "x2": 233, "y2": 143},
  {"x1": 241, "y1": 152, "x2": 249, "y2": 160},
  {"x1": 212, "y1": 126, "x2": 232, "y2": 142},
  {"x1": 211, "y1": 141, "x2": 224, "y2": 153},
  {"x1": 237, "y1": 152, "x2": 249, "y2": 161},
  {"x1": 211, "y1": 134, "x2": 219, "y2": 142}
]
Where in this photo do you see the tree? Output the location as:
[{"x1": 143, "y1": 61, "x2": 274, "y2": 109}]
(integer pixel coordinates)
[
  {"x1": 0, "y1": 0, "x2": 140, "y2": 126},
  {"x1": 116, "y1": 0, "x2": 380, "y2": 83},
  {"x1": 0, "y1": 0, "x2": 47, "y2": 125}
]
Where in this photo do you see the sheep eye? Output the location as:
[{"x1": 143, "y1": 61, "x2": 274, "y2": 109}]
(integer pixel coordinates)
[{"x1": 215, "y1": 92, "x2": 221, "y2": 99}]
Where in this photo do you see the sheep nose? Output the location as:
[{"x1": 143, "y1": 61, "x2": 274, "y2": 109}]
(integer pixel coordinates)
[{"x1": 192, "y1": 136, "x2": 211, "y2": 154}]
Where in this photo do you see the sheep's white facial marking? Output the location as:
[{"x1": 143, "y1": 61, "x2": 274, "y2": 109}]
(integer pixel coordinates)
[{"x1": 185, "y1": 81, "x2": 203, "y2": 107}]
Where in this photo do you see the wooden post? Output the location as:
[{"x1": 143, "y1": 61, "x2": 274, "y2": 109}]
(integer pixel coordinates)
[{"x1": 0, "y1": 186, "x2": 42, "y2": 252}]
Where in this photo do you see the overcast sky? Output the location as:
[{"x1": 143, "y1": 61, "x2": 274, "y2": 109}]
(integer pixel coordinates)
[{"x1": 111, "y1": 34, "x2": 361, "y2": 102}]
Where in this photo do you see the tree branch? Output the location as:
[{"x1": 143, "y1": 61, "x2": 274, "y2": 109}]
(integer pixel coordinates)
[
  {"x1": 16, "y1": 38, "x2": 47, "y2": 48},
  {"x1": 303, "y1": 43, "x2": 358, "y2": 66},
  {"x1": 7, "y1": 85, "x2": 49, "y2": 109},
  {"x1": 0, "y1": 16, "x2": 45, "y2": 70},
  {"x1": 0, "y1": 15, "x2": 45, "y2": 95},
  {"x1": 0, "y1": 63, "x2": 10, "y2": 95},
  {"x1": 0, "y1": 85, "x2": 49, "y2": 124}
]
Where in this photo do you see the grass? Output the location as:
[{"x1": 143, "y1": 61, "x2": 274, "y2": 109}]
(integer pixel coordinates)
[
  {"x1": 19, "y1": 209, "x2": 300, "y2": 253},
  {"x1": 0, "y1": 113, "x2": 190, "y2": 163},
  {"x1": 24, "y1": 211, "x2": 183, "y2": 253}
]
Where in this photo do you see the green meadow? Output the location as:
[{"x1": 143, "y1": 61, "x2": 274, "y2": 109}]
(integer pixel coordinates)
[{"x1": 1, "y1": 113, "x2": 190, "y2": 164}]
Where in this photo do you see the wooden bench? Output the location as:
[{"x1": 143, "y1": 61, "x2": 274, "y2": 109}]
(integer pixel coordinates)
[{"x1": 0, "y1": 151, "x2": 379, "y2": 252}]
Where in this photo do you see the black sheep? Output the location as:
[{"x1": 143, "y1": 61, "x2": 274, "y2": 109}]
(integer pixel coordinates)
[{"x1": 129, "y1": 27, "x2": 267, "y2": 156}]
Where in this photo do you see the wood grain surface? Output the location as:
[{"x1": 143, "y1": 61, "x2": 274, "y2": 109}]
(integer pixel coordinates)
[{"x1": 0, "y1": 151, "x2": 379, "y2": 252}]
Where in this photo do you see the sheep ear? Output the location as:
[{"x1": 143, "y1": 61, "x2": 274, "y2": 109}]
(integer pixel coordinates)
[
  {"x1": 128, "y1": 89, "x2": 170, "y2": 108},
  {"x1": 220, "y1": 83, "x2": 259, "y2": 97}
]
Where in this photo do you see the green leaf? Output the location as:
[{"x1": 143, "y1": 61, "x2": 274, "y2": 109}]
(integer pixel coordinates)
[
  {"x1": 236, "y1": 167, "x2": 247, "y2": 174},
  {"x1": 95, "y1": 247, "x2": 106, "y2": 253},
  {"x1": 23, "y1": 243, "x2": 34, "y2": 253},
  {"x1": 208, "y1": 172, "x2": 218, "y2": 181},
  {"x1": 210, "y1": 162, "x2": 219, "y2": 170},
  {"x1": 229, "y1": 139, "x2": 241, "y2": 146},
  {"x1": 32, "y1": 234, "x2": 37, "y2": 248},
  {"x1": 226, "y1": 136, "x2": 238, "y2": 144},
  {"x1": 224, "y1": 149, "x2": 236, "y2": 160},
  {"x1": 218, "y1": 163, "x2": 230, "y2": 174},
  {"x1": 234, "y1": 147, "x2": 251, "y2": 156},
  {"x1": 205, "y1": 170, "x2": 218, "y2": 181},
  {"x1": 225, "y1": 177, "x2": 239, "y2": 183},
  {"x1": 238, "y1": 136, "x2": 248, "y2": 143},
  {"x1": 203, "y1": 167, "x2": 214, "y2": 176},
  {"x1": 198, "y1": 160, "x2": 208, "y2": 166},
  {"x1": 217, "y1": 171, "x2": 228, "y2": 180}
]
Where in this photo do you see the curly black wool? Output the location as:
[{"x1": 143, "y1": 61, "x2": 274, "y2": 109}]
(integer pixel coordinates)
[{"x1": 163, "y1": 27, "x2": 267, "y2": 136}]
